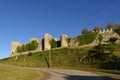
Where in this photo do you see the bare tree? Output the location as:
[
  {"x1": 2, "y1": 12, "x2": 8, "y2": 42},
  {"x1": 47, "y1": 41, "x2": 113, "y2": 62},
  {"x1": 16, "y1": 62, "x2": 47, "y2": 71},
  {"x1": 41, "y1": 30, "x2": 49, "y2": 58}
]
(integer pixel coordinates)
[
  {"x1": 82, "y1": 28, "x2": 90, "y2": 34},
  {"x1": 93, "y1": 26, "x2": 103, "y2": 32}
]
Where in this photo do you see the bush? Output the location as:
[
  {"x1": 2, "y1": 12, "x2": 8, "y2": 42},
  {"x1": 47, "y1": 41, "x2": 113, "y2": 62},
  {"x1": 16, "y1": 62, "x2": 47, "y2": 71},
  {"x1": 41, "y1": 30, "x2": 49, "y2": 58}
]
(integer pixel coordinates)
[
  {"x1": 114, "y1": 28, "x2": 120, "y2": 35},
  {"x1": 77, "y1": 32, "x2": 98, "y2": 45},
  {"x1": 16, "y1": 40, "x2": 38, "y2": 52},
  {"x1": 50, "y1": 39, "x2": 57, "y2": 48}
]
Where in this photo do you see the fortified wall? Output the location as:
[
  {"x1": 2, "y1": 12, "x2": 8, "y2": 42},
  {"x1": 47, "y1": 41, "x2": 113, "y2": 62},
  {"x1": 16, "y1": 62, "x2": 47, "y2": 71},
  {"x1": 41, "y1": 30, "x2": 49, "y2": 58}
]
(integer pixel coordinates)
[
  {"x1": 10, "y1": 28, "x2": 120, "y2": 57},
  {"x1": 98, "y1": 28, "x2": 119, "y2": 43},
  {"x1": 60, "y1": 34, "x2": 68, "y2": 47},
  {"x1": 11, "y1": 42, "x2": 21, "y2": 54},
  {"x1": 10, "y1": 33, "x2": 69, "y2": 57}
]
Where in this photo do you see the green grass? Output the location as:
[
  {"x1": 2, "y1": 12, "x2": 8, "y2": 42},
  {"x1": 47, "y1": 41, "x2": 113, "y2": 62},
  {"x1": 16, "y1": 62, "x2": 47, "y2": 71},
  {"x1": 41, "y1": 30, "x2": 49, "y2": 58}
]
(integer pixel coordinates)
[
  {"x1": 0, "y1": 65, "x2": 42, "y2": 80},
  {"x1": 0, "y1": 47, "x2": 120, "y2": 80}
]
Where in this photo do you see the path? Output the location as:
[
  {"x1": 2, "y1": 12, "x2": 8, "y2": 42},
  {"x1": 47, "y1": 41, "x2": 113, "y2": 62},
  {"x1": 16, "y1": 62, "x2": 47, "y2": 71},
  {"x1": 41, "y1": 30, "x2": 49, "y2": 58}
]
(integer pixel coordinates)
[
  {"x1": 30, "y1": 68, "x2": 108, "y2": 80},
  {"x1": 0, "y1": 64, "x2": 107, "y2": 80}
]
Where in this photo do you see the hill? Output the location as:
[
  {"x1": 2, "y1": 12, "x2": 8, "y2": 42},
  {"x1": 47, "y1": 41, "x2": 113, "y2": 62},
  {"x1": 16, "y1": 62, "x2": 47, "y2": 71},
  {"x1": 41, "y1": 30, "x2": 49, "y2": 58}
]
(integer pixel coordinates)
[{"x1": 1, "y1": 46, "x2": 120, "y2": 72}]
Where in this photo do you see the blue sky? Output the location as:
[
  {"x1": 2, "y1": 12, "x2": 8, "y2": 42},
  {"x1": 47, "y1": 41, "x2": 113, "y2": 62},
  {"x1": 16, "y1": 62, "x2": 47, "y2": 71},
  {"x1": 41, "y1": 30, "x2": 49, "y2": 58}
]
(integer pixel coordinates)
[{"x1": 0, "y1": 0, "x2": 120, "y2": 59}]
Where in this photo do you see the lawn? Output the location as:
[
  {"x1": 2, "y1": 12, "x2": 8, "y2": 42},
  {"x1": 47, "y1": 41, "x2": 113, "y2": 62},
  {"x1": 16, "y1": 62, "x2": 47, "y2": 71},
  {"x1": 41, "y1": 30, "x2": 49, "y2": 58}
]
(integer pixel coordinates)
[{"x1": 0, "y1": 65, "x2": 42, "y2": 80}]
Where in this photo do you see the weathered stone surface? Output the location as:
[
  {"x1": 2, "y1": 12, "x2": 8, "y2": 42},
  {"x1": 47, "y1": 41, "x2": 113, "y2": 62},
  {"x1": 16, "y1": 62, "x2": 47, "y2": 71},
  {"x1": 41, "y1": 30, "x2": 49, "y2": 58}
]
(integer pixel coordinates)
[
  {"x1": 11, "y1": 42, "x2": 21, "y2": 53},
  {"x1": 98, "y1": 28, "x2": 119, "y2": 44},
  {"x1": 10, "y1": 28, "x2": 120, "y2": 57},
  {"x1": 60, "y1": 34, "x2": 68, "y2": 47},
  {"x1": 30, "y1": 38, "x2": 42, "y2": 51},
  {"x1": 44, "y1": 33, "x2": 53, "y2": 50}
]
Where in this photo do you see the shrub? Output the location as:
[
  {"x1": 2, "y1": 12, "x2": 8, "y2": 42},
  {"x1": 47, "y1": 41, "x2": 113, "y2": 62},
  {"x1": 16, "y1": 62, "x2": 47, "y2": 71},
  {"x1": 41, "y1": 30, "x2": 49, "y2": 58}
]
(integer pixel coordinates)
[
  {"x1": 50, "y1": 39, "x2": 57, "y2": 48},
  {"x1": 16, "y1": 40, "x2": 38, "y2": 52},
  {"x1": 77, "y1": 32, "x2": 98, "y2": 45},
  {"x1": 114, "y1": 28, "x2": 120, "y2": 35}
]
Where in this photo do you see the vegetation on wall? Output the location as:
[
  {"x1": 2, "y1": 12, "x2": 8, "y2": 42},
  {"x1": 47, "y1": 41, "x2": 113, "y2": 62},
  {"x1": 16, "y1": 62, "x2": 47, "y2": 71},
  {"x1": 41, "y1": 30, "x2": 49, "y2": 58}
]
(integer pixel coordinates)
[
  {"x1": 16, "y1": 40, "x2": 38, "y2": 53},
  {"x1": 114, "y1": 28, "x2": 120, "y2": 35},
  {"x1": 77, "y1": 32, "x2": 98, "y2": 45},
  {"x1": 50, "y1": 39, "x2": 57, "y2": 48},
  {"x1": 66, "y1": 37, "x2": 71, "y2": 46},
  {"x1": 98, "y1": 34, "x2": 103, "y2": 44}
]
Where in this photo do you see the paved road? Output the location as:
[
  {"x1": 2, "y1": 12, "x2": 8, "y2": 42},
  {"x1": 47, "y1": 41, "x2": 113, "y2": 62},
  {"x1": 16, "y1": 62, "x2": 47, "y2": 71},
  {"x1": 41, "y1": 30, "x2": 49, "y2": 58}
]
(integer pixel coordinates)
[
  {"x1": 30, "y1": 68, "x2": 108, "y2": 80},
  {"x1": 0, "y1": 64, "x2": 107, "y2": 80}
]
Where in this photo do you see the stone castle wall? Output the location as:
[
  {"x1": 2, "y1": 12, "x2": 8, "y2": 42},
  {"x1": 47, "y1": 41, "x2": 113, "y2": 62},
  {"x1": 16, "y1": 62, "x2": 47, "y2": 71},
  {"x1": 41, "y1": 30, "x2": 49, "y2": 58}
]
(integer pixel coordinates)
[
  {"x1": 11, "y1": 42, "x2": 21, "y2": 53},
  {"x1": 98, "y1": 28, "x2": 120, "y2": 43},
  {"x1": 10, "y1": 28, "x2": 120, "y2": 57},
  {"x1": 44, "y1": 33, "x2": 53, "y2": 50},
  {"x1": 30, "y1": 38, "x2": 42, "y2": 51},
  {"x1": 10, "y1": 33, "x2": 67, "y2": 57},
  {"x1": 60, "y1": 34, "x2": 68, "y2": 47}
]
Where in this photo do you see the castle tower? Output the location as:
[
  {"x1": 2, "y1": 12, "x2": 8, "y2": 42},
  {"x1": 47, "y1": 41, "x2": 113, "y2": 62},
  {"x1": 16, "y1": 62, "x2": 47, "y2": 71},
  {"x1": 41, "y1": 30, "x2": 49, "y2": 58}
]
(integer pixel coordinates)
[
  {"x1": 44, "y1": 33, "x2": 53, "y2": 50},
  {"x1": 11, "y1": 42, "x2": 21, "y2": 53},
  {"x1": 60, "y1": 34, "x2": 68, "y2": 47},
  {"x1": 30, "y1": 38, "x2": 42, "y2": 51}
]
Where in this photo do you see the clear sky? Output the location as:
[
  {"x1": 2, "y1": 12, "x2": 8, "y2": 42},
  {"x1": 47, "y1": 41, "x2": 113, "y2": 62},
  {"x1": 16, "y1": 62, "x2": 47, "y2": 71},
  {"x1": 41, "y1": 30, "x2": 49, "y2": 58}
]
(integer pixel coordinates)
[{"x1": 0, "y1": 0, "x2": 120, "y2": 59}]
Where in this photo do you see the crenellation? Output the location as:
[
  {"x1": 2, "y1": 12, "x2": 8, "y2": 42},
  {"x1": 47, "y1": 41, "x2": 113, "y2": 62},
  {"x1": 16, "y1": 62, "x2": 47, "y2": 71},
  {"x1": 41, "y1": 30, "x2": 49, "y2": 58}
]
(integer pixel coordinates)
[{"x1": 10, "y1": 28, "x2": 120, "y2": 57}]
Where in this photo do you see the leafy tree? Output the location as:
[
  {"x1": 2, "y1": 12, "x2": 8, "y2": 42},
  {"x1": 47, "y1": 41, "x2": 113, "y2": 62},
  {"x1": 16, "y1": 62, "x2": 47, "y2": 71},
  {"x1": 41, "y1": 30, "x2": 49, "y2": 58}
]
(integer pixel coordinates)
[
  {"x1": 16, "y1": 46, "x2": 21, "y2": 52},
  {"x1": 108, "y1": 37, "x2": 117, "y2": 54},
  {"x1": 50, "y1": 39, "x2": 57, "y2": 48},
  {"x1": 29, "y1": 40, "x2": 38, "y2": 50},
  {"x1": 114, "y1": 28, "x2": 120, "y2": 35},
  {"x1": 21, "y1": 44, "x2": 26, "y2": 52},
  {"x1": 26, "y1": 44, "x2": 30, "y2": 51},
  {"x1": 109, "y1": 37, "x2": 118, "y2": 44}
]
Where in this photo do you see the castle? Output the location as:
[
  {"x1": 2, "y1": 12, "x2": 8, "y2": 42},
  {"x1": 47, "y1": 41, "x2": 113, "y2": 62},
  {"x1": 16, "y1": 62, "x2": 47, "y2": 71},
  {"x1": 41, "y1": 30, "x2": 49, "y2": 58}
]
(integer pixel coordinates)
[
  {"x1": 10, "y1": 28, "x2": 120, "y2": 57},
  {"x1": 10, "y1": 33, "x2": 69, "y2": 57}
]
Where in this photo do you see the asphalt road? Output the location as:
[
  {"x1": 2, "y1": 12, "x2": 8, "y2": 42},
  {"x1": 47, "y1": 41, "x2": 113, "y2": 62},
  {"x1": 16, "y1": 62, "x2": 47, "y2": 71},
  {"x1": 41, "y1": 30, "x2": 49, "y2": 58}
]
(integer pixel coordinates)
[
  {"x1": 31, "y1": 68, "x2": 108, "y2": 80},
  {"x1": 0, "y1": 64, "x2": 108, "y2": 80}
]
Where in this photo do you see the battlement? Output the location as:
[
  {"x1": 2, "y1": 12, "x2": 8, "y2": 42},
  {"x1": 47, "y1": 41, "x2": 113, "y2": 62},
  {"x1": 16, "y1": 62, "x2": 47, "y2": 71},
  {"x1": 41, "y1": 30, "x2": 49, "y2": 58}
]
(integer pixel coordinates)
[{"x1": 10, "y1": 28, "x2": 120, "y2": 57}]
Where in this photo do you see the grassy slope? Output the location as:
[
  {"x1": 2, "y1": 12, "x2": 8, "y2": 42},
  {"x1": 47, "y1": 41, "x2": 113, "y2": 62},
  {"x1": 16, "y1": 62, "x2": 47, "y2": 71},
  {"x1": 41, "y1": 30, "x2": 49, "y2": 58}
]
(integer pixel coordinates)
[
  {"x1": 0, "y1": 65, "x2": 42, "y2": 80},
  {"x1": 0, "y1": 47, "x2": 93, "y2": 68},
  {"x1": 0, "y1": 46, "x2": 120, "y2": 79}
]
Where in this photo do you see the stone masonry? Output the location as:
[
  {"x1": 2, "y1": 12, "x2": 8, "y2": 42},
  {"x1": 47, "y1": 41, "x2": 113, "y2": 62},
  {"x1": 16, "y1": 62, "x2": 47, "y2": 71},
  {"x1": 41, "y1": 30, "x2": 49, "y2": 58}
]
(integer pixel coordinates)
[
  {"x1": 10, "y1": 28, "x2": 120, "y2": 57},
  {"x1": 30, "y1": 38, "x2": 42, "y2": 51},
  {"x1": 11, "y1": 42, "x2": 21, "y2": 53},
  {"x1": 44, "y1": 33, "x2": 53, "y2": 50},
  {"x1": 60, "y1": 34, "x2": 69, "y2": 47}
]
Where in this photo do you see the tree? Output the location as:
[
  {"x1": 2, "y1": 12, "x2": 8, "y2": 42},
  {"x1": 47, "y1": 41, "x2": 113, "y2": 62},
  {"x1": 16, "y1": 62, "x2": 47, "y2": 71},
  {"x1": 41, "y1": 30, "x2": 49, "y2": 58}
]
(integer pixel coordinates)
[
  {"x1": 21, "y1": 44, "x2": 26, "y2": 52},
  {"x1": 95, "y1": 44, "x2": 105, "y2": 53},
  {"x1": 29, "y1": 40, "x2": 38, "y2": 50},
  {"x1": 50, "y1": 39, "x2": 57, "y2": 48},
  {"x1": 93, "y1": 26, "x2": 103, "y2": 32},
  {"x1": 109, "y1": 37, "x2": 118, "y2": 44},
  {"x1": 16, "y1": 46, "x2": 21, "y2": 52},
  {"x1": 114, "y1": 28, "x2": 120, "y2": 35},
  {"x1": 98, "y1": 34, "x2": 103, "y2": 44},
  {"x1": 108, "y1": 37, "x2": 118, "y2": 54},
  {"x1": 82, "y1": 28, "x2": 90, "y2": 34}
]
